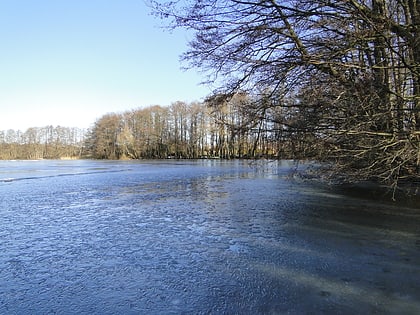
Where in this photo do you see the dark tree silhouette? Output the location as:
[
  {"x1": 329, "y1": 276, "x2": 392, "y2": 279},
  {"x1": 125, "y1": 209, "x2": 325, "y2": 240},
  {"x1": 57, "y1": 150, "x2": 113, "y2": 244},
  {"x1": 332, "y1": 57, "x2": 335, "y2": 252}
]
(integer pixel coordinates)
[{"x1": 151, "y1": 0, "x2": 420, "y2": 193}]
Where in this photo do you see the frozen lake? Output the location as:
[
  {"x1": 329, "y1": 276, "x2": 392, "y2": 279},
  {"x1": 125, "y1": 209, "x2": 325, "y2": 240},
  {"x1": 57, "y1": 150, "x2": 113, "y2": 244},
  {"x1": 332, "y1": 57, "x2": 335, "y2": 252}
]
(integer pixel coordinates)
[{"x1": 0, "y1": 159, "x2": 419, "y2": 314}]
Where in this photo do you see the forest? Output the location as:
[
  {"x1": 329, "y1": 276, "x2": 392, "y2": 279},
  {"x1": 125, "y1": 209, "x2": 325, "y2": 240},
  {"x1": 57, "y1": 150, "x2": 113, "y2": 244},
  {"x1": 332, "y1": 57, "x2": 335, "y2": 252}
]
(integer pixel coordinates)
[
  {"x1": 0, "y1": 126, "x2": 85, "y2": 160},
  {"x1": 0, "y1": 95, "x2": 299, "y2": 161},
  {"x1": 0, "y1": 98, "x2": 296, "y2": 161},
  {"x1": 84, "y1": 97, "x2": 311, "y2": 160}
]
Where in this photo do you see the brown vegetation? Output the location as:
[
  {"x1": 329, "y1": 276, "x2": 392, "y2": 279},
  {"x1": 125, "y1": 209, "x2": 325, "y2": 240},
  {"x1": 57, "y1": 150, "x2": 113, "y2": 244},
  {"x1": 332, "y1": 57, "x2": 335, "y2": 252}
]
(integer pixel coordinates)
[
  {"x1": 0, "y1": 126, "x2": 85, "y2": 160},
  {"x1": 84, "y1": 98, "x2": 292, "y2": 160}
]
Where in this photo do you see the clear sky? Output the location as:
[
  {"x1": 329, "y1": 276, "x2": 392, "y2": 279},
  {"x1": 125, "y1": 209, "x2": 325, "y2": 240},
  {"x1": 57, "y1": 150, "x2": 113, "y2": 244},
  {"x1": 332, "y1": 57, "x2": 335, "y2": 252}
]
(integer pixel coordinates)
[{"x1": 0, "y1": 0, "x2": 211, "y2": 131}]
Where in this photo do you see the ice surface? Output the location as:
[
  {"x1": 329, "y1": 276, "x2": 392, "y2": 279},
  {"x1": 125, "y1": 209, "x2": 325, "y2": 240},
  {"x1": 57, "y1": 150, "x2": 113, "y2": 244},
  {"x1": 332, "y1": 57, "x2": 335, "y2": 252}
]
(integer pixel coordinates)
[{"x1": 0, "y1": 160, "x2": 419, "y2": 314}]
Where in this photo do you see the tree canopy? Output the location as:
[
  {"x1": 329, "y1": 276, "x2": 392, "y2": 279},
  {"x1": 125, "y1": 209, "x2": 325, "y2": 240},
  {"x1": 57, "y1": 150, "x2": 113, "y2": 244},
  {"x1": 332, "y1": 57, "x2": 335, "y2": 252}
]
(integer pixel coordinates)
[
  {"x1": 152, "y1": 0, "x2": 420, "y2": 194},
  {"x1": 0, "y1": 126, "x2": 85, "y2": 160},
  {"x1": 84, "y1": 100, "x2": 296, "y2": 160}
]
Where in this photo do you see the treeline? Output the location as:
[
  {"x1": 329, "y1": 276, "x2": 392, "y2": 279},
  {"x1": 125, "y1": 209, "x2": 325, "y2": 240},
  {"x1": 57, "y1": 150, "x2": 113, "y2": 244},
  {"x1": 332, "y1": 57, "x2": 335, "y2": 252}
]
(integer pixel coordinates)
[
  {"x1": 84, "y1": 96, "x2": 306, "y2": 159},
  {"x1": 0, "y1": 93, "x2": 315, "y2": 161},
  {"x1": 0, "y1": 126, "x2": 85, "y2": 160}
]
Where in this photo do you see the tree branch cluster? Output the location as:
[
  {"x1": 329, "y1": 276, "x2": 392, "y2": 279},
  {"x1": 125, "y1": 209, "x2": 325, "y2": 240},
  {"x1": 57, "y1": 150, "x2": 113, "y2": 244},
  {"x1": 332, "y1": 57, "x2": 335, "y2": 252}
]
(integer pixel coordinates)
[{"x1": 152, "y1": 0, "x2": 420, "y2": 191}]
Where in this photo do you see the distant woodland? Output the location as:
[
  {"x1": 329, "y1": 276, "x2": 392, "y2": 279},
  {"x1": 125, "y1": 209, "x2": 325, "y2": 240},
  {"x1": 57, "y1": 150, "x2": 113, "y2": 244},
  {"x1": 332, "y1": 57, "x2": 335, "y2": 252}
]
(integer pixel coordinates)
[
  {"x1": 0, "y1": 126, "x2": 85, "y2": 160},
  {"x1": 0, "y1": 98, "x2": 298, "y2": 160},
  {"x1": 0, "y1": 95, "x2": 300, "y2": 161},
  {"x1": 84, "y1": 96, "x2": 307, "y2": 160}
]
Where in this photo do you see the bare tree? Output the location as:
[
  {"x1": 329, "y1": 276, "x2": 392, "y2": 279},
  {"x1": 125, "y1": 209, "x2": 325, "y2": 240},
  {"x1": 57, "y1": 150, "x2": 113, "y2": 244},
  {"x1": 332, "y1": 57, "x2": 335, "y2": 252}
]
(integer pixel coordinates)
[
  {"x1": 152, "y1": 0, "x2": 420, "y2": 192},
  {"x1": 88, "y1": 113, "x2": 122, "y2": 159}
]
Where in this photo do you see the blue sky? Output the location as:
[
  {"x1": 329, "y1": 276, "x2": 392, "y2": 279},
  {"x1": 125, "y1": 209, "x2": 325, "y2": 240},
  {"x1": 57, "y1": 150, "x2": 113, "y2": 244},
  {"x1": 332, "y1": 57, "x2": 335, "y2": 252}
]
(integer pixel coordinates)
[{"x1": 0, "y1": 0, "x2": 211, "y2": 130}]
